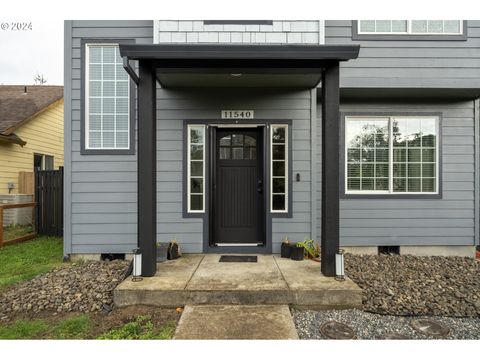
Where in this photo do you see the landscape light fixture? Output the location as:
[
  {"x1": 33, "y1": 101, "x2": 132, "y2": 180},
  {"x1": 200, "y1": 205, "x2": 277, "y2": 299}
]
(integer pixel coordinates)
[
  {"x1": 132, "y1": 248, "x2": 143, "y2": 282},
  {"x1": 335, "y1": 249, "x2": 345, "y2": 281}
]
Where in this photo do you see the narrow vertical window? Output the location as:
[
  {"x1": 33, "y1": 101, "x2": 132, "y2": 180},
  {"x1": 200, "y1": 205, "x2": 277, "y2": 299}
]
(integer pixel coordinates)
[
  {"x1": 188, "y1": 125, "x2": 205, "y2": 212},
  {"x1": 85, "y1": 44, "x2": 130, "y2": 150},
  {"x1": 271, "y1": 125, "x2": 288, "y2": 212}
]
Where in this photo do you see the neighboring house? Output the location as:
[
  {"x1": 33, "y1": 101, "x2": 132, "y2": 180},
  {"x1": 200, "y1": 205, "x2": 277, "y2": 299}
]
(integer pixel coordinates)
[
  {"x1": 63, "y1": 20, "x2": 480, "y2": 277},
  {"x1": 0, "y1": 85, "x2": 64, "y2": 195}
]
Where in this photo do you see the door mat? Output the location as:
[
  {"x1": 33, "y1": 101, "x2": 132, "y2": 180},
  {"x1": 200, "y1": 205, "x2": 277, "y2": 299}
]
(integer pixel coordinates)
[{"x1": 219, "y1": 255, "x2": 258, "y2": 263}]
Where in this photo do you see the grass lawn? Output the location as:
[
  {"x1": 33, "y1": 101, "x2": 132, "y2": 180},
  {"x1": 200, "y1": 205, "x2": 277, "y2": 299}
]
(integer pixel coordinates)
[
  {"x1": 0, "y1": 236, "x2": 63, "y2": 290},
  {"x1": 0, "y1": 312, "x2": 178, "y2": 340}
]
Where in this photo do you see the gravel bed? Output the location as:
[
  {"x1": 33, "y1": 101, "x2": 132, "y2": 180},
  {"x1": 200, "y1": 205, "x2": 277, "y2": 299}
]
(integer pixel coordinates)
[
  {"x1": 345, "y1": 254, "x2": 480, "y2": 317},
  {"x1": 0, "y1": 260, "x2": 130, "y2": 321},
  {"x1": 293, "y1": 309, "x2": 480, "y2": 340}
]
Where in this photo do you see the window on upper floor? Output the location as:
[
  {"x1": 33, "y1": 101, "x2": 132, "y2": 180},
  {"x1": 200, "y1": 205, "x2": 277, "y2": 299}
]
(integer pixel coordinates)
[
  {"x1": 344, "y1": 116, "x2": 440, "y2": 196},
  {"x1": 357, "y1": 20, "x2": 463, "y2": 36},
  {"x1": 82, "y1": 42, "x2": 134, "y2": 154}
]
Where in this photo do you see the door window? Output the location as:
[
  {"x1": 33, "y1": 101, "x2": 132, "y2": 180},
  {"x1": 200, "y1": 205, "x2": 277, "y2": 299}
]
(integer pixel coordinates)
[{"x1": 219, "y1": 134, "x2": 257, "y2": 160}]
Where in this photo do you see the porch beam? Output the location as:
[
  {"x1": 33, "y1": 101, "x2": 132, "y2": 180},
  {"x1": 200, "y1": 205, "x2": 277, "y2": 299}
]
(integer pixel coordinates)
[
  {"x1": 321, "y1": 63, "x2": 340, "y2": 277},
  {"x1": 138, "y1": 60, "x2": 157, "y2": 277}
]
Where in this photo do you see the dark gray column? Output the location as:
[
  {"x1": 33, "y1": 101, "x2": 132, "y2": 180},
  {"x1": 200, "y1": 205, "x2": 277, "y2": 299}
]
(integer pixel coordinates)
[
  {"x1": 321, "y1": 63, "x2": 340, "y2": 277},
  {"x1": 138, "y1": 61, "x2": 157, "y2": 276}
]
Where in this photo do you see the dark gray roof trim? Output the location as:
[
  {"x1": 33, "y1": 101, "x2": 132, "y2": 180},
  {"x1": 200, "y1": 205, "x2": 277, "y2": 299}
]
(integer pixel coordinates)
[{"x1": 119, "y1": 44, "x2": 360, "y2": 62}]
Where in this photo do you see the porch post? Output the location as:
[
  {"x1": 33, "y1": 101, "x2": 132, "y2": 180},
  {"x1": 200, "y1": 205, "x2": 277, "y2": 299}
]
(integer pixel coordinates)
[
  {"x1": 321, "y1": 63, "x2": 340, "y2": 277},
  {"x1": 138, "y1": 60, "x2": 157, "y2": 276}
]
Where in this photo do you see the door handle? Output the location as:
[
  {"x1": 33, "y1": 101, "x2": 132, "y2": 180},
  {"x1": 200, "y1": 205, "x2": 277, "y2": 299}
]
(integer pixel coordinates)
[{"x1": 257, "y1": 180, "x2": 263, "y2": 193}]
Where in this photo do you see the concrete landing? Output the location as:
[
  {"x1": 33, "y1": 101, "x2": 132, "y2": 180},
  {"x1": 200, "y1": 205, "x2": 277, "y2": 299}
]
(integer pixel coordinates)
[
  {"x1": 114, "y1": 254, "x2": 362, "y2": 309},
  {"x1": 173, "y1": 305, "x2": 298, "y2": 340}
]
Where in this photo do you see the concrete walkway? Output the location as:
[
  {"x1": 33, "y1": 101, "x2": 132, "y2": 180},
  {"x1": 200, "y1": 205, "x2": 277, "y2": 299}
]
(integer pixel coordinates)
[
  {"x1": 114, "y1": 254, "x2": 362, "y2": 308},
  {"x1": 174, "y1": 305, "x2": 299, "y2": 339}
]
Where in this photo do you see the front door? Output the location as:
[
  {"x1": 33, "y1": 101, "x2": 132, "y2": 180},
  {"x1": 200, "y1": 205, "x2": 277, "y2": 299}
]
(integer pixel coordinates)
[{"x1": 213, "y1": 128, "x2": 264, "y2": 246}]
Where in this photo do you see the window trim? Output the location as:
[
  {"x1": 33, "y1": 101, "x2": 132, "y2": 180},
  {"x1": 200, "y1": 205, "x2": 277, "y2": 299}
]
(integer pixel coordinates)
[
  {"x1": 270, "y1": 124, "x2": 289, "y2": 213},
  {"x1": 187, "y1": 124, "x2": 206, "y2": 213},
  {"x1": 340, "y1": 112, "x2": 443, "y2": 199},
  {"x1": 352, "y1": 20, "x2": 467, "y2": 41},
  {"x1": 80, "y1": 38, "x2": 136, "y2": 155}
]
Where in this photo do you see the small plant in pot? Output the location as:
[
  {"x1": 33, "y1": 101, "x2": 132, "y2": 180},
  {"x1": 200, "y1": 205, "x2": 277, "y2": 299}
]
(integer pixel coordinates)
[
  {"x1": 167, "y1": 237, "x2": 181, "y2": 260},
  {"x1": 156, "y1": 242, "x2": 169, "y2": 262},
  {"x1": 290, "y1": 242, "x2": 304, "y2": 261},
  {"x1": 281, "y1": 237, "x2": 292, "y2": 258},
  {"x1": 296, "y1": 238, "x2": 320, "y2": 262}
]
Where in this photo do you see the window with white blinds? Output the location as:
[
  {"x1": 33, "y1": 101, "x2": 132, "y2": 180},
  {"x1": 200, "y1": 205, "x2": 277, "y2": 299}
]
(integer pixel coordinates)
[
  {"x1": 345, "y1": 116, "x2": 439, "y2": 195},
  {"x1": 358, "y1": 20, "x2": 462, "y2": 35},
  {"x1": 85, "y1": 44, "x2": 130, "y2": 150}
]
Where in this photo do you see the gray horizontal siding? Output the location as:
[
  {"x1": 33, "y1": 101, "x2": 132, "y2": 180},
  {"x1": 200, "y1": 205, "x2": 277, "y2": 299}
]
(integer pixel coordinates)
[
  {"x1": 156, "y1": 88, "x2": 312, "y2": 253},
  {"x1": 66, "y1": 20, "x2": 153, "y2": 254},
  {"x1": 316, "y1": 99, "x2": 476, "y2": 247},
  {"x1": 325, "y1": 20, "x2": 480, "y2": 89}
]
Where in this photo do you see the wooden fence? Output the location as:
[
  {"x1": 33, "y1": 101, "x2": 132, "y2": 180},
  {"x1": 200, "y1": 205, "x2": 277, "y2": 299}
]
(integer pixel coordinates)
[
  {"x1": 35, "y1": 168, "x2": 63, "y2": 237},
  {"x1": 18, "y1": 171, "x2": 34, "y2": 194},
  {"x1": 0, "y1": 202, "x2": 36, "y2": 247}
]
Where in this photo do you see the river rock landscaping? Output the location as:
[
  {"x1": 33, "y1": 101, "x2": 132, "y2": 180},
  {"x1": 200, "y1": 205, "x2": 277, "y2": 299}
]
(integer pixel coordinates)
[
  {"x1": 0, "y1": 260, "x2": 130, "y2": 321},
  {"x1": 293, "y1": 309, "x2": 480, "y2": 340},
  {"x1": 345, "y1": 254, "x2": 480, "y2": 317}
]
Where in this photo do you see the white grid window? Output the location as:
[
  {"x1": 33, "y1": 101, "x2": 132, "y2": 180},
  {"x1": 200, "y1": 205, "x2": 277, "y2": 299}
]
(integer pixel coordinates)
[
  {"x1": 271, "y1": 125, "x2": 288, "y2": 212},
  {"x1": 85, "y1": 44, "x2": 130, "y2": 150},
  {"x1": 358, "y1": 20, "x2": 462, "y2": 35},
  {"x1": 345, "y1": 116, "x2": 439, "y2": 195},
  {"x1": 188, "y1": 125, "x2": 205, "y2": 212}
]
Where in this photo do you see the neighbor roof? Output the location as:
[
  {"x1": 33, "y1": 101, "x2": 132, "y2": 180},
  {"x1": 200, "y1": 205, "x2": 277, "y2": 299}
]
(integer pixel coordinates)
[{"x1": 0, "y1": 85, "x2": 63, "y2": 145}]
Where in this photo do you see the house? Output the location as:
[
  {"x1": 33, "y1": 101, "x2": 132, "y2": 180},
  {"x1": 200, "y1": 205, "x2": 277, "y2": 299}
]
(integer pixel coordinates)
[
  {"x1": 0, "y1": 85, "x2": 64, "y2": 224},
  {"x1": 63, "y1": 20, "x2": 480, "y2": 277}
]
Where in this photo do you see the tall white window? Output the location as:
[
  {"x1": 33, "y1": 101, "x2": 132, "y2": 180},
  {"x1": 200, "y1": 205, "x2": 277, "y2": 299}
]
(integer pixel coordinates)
[
  {"x1": 188, "y1": 125, "x2": 205, "y2": 212},
  {"x1": 271, "y1": 125, "x2": 288, "y2": 212},
  {"x1": 345, "y1": 116, "x2": 439, "y2": 194},
  {"x1": 358, "y1": 20, "x2": 462, "y2": 35},
  {"x1": 85, "y1": 44, "x2": 130, "y2": 150}
]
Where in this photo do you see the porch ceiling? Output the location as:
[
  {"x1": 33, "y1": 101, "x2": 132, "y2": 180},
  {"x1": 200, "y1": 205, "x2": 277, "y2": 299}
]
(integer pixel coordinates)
[{"x1": 119, "y1": 44, "x2": 360, "y2": 88}]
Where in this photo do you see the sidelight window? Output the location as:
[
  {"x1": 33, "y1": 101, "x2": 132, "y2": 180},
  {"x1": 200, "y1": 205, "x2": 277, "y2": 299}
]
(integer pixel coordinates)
[
  {"x1": 271, "y1": 125, "x2": 288, "y2": 212},
  {"x1": 188, "y1": 125, "x2": 205, "y2": 212}
]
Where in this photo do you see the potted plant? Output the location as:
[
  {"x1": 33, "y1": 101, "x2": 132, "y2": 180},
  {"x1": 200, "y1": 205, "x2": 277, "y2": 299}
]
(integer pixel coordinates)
[
  {"x1": 167, "y1": 237, "x2": 181, "y2": 260},
  {"x1": 290, "y1": 242, "x2": 304, "y2": 261},
  {"x1": 156, "y1": 242, "x2": 168, "y2": 262},
  {"x1": 294, "y1": 238, "x2": 321, "y2": 262},
  {"x1": 281, "y1": 237, "x2": 292, "y2": 258}
]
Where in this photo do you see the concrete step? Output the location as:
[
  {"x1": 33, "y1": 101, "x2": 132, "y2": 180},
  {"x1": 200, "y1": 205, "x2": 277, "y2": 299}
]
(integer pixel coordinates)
[
  {"x1": 173, "y1": 305, "x2": 299, "y2": 340},
  {"x1": 114, "y1": 254, "x2": 362, "y2": 309}
]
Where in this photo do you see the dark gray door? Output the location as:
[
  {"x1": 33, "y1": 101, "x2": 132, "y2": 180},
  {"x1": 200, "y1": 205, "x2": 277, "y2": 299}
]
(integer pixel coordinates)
[{"x1": 213, "y1": 128, "x2": 264, "y2": 245}]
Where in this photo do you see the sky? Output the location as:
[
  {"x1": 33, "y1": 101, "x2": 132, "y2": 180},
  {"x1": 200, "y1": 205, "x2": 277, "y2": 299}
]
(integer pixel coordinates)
[{"x1": 0, "y1": 20, "x2": 63, "y2": 85}]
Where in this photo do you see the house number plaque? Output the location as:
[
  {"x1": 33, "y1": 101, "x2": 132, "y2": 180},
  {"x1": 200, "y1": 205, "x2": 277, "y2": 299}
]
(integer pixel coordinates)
[{"x1": 221, "y1": 110, "x2": 254, "y2": 119}]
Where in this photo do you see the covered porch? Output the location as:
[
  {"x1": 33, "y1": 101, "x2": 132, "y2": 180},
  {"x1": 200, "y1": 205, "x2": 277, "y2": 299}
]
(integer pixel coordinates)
[{"x1": 119, "y1": 43, "x2": 360, "y2": 277}]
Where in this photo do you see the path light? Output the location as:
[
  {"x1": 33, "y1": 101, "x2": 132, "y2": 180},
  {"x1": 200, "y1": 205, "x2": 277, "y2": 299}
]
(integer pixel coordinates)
[
  {"x1": 335, "y1": 249, "x2": 345, "y2": 281},
  {"x1": 132, "y1": 248, "x2": 143, "y2": 282}
]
